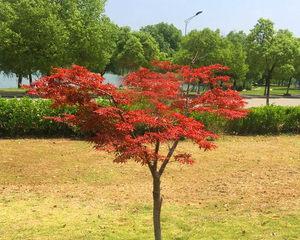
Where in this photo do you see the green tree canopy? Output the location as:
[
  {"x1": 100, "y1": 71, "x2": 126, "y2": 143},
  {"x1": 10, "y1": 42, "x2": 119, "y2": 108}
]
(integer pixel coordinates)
[
  {"x1": 55, "y1": 0, "x2": 118, "y2": 72},
  {"x1": 275, "y1": 64, "x2": 295, "y2": 81},
  {"x1": 174, "y1": 29, "x2": 249, "y2": 89},
  {"x1": 141, "y1": 22, "x2": 182, "y2": 57},
  {"x1": 108, "y1": 27, "x2": 160, "y2": 75},
  {"x1": 295, "y1": 45, "x2": 300, "y2": 81},
  {"x1": 225, "y1": 31, "x2": 249, "y2": 90},
  {"x1": 174, "y1": 28, "x2": 223, "y2": 66},
  {"x1": 0, "y1": 0, "x2": 68, "y2": 83},
  {"x1": 133, "y1": 31, "x2": 160, "y2": 65},
  {"x1": 0, "y1": 0, "x2": 118, "y2": 87},
  {"x1": 247, "y1": 18, "x2": 299, "y2": 103}
]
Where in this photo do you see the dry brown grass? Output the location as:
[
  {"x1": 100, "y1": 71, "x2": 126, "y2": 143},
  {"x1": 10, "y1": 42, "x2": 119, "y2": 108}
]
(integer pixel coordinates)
[
  {"x1": 0, "y1": 136, "x2": 299, "y2": 239},
  {"x1": 1, "y1": 136, "x2": 299, "y2": 208}
]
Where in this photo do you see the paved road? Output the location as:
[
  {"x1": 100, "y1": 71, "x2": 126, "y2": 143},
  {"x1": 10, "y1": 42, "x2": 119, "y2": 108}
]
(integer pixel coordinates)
[{"x1": 246, "y1": 97, "x2": 300, "y2": 108}]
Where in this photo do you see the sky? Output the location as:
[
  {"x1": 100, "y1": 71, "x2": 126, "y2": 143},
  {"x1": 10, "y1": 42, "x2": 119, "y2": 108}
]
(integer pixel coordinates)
[{"x1": 105, "y1": 0, "x2": 300, "y2": 36}]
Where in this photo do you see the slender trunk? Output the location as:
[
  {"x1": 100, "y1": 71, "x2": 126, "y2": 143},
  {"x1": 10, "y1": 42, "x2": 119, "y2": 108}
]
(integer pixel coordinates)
[
  {"x1": 262, "y1": 73, "x2": 267, "y2": 96},
  {"x1": 265, "y1": 64, "x2": 276, "y2": 105},
  {"x1": 149, "y1": 140, "x2": 178, "y2": 240},
  {"x1": 262, "y1": 70, "x2": 269, "y2": 96},
  {"x1": 29, "y1": 74, "x2": 33, "y2": 85},
  {"x1": 266, "y1": 76, "x2": 271, "y2": 106},
  {"x1": 286, "y1": 77, "x2": 292, "y2": 95},
  {"x1": 17, "y1": 75, "x2": 22, "y2": 88},
  {"x1": 264, "y1": 80, "x2": 267, "y2": 96},
  {"x1": 153, "y1": 173, "x2": 162, "y2": 240}
]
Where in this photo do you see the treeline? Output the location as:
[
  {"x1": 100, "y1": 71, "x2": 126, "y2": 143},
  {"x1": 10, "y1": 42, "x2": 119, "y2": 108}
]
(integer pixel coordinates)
[{"x1": 0, "y1": 0, "x2": 300, "y2": 93}]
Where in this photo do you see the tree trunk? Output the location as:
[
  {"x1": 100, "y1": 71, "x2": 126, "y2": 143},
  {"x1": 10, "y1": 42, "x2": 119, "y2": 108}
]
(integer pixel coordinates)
[
  {"x1": 262, "y1": 72, "x2": 267, "y2": 96},
  {"x1": 17, "y1": 75, "x2": 22, "y2": 88},
  {"x1": 265, "y1": 75, "x2": 271, "y2": 106},
  {"x1": 265, "y1": 64, "x2": 276, "y2": 105},
  {"x1": 264, "y1": 80, "x2": 267, "y2": 96},
  {"x1": 286, "y1": 77, "x2": 293, "y2": 95},
  {"x1": 152, "y1": 173, "x2": 162, "y2": 240},
  {"x1": 148, "y1": 140, "x2": 178, "y2": 240},
  {"x1": 29, "y1": 74, "x2": 33, "y2": 85}
]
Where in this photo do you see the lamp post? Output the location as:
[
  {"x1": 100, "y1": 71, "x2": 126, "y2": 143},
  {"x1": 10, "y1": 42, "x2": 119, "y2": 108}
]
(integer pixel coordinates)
[{"x1": 184, "y1": 11, "x2": 203, "y2": 35}]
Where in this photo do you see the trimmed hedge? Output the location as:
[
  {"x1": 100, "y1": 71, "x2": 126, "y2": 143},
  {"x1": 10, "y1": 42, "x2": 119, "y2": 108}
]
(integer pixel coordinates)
[
  {"x1": 0, "y1": 98, "x2": 299, "y2": 137},
  {"x1": 193, "y1": 105, "x2": 300, "y2": 135},
  {"x1": 0, "y1": 98, "x2": 76, "y2": 137},
  {"x1": 227, "y1": 105, "x2": 300, "y2": 135}
]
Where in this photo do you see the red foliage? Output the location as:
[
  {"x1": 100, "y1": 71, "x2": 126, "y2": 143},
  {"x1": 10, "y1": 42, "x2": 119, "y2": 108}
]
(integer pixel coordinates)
[
  {"x1": 180, "y1": 64, "x2": 231, "y2": 85},
  {"x1": 30, "y1": 62, "x2": 247, "y2": 168},
  {"x1": 151, "y1": 60, "x2": 181, "y2": 72}
]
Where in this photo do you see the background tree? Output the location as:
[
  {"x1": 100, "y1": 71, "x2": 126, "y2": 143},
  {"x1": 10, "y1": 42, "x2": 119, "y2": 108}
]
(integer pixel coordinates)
[
  {"x1": 0, "y1": 0, "x2": 68, "y2": 87},
  {"x1": 30, "y1": 62, "x2": 247, "y2": 240},
  {"x1": 141, "y1": 22, "x2": 182, "y2": 58},
  {"x1": 247, "y1": 18, "x2": 299, "y2": 104},
  {"x1": 108, "y1": 27, "x2": 145, "y2": 75},
  {"x1": 275, "y1": 64, "x2": 295, "y2": 95},
  {"x1": 225, "y1": 31, "x2": 249, "y2": 90},
  {"x1": 55, "y1": 0, "x2": 118, "y2": 73},
  {"x1": 174, "y1": 28, "x2": 223, "y2": 67},
  {"x1": 0, "y1": 0, "x2": 117, "y2": 87},
  {"x1": 293, "y1": 46, "x2": 300, "y2": 89},
  {"x1": 246, "y1": 18, "x2": 275, "y2": 91},
  {"x1": 134, "y1": 31, "x2": 160, "y2": 67},
  {"x1": 274, "y1": 46, "x2": 300, "y2": 95},
  {"x1": 175, "y1": 29, "x2": 249, "y2": 91},
  {"x1": 0, "y1": 0, "x2": 15, "y2": 76},
  {"x1": 108, "y1": 27, "x2": 160, "y2": 75}
]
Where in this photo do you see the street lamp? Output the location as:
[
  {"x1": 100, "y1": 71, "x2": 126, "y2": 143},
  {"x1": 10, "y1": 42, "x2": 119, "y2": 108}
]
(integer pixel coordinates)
[{"x1": 184, "y1": 11, "x2": 203, "y2": 35}]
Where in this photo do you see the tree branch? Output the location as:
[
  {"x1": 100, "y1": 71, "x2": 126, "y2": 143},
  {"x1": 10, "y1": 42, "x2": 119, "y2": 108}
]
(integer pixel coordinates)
[
  {"x1": 155, "y1": 140, "x2": 160, "y2": 155},
  {"x1": 153, "y1": 140, "x2": 160, "y2": 171},
  {"x1": 147, "y1": 162, "x2": 156, "y2": 178},
  {"x1": 158, "y1": 139, "x2": 179, "y2": 176}
]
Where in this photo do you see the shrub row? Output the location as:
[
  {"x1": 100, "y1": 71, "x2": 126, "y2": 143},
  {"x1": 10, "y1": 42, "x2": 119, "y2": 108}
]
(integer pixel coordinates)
[
  {"x1": 227, "y1": 105, "x2": 300, "y2": 134},
  {"x1": 0, "y1": 98, "x2": 299, "y2": 137},
  {"x1": 193, "y1": 105, "x2": 300, "y2": 135},
  {"x1": 0, "y1": 98, "x2": 76, "y2": 137}
]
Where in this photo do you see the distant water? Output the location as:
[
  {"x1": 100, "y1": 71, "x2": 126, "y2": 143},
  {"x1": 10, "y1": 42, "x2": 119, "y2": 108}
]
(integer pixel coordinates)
[
  {"x1": 103, "y1": 73, "x2": 123, "y2": 87},
  {"x1": 0, "y1": 72, "x2": 122, "y2": 88}
]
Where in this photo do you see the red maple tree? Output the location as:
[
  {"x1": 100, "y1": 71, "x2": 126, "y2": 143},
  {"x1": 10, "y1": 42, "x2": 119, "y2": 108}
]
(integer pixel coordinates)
[{"x1": 29, "y1": 61, "x2": 247, "y2": 240}]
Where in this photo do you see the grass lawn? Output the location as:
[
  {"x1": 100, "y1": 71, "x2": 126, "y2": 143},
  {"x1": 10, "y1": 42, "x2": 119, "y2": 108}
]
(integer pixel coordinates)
[
  {"x1": 241, "y1": 86, "x2": 300, "y2": 96},
  {"x1": 0, "y1": 88, "x2": 26, "y2": 93},
  {"x1": 0, "y1": 136, "x2": 299, "y2": 239}
]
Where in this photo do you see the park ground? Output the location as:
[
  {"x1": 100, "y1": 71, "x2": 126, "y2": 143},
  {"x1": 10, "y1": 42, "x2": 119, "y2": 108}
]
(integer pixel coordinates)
[
  {"x1": 245, "y1": 97, "x2": 300, "y2": 108},
  {"x1": 0, "y1": 136, "x2": 299, "y2": 239}
]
